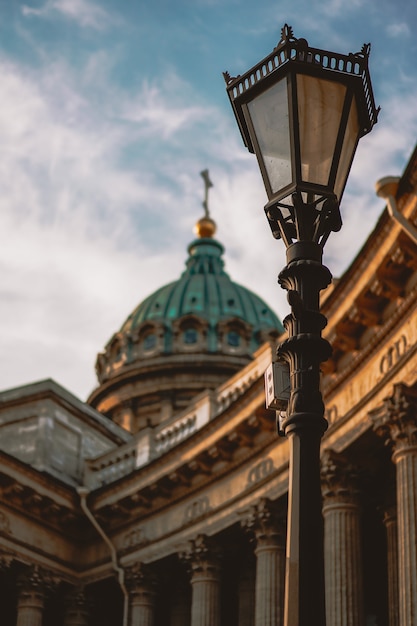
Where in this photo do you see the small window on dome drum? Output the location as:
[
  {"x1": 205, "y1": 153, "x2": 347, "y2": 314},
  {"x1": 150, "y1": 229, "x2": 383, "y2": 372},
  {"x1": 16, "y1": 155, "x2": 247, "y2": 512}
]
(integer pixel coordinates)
[
  {"x1": 144, "y1": 334, "x2": 157, "y2": 351},
  {"x1": 227, "y1": 331, "x2": 240, "y2": 347},
  {"x1": 184, "y1": 328, "x2": 198, "y2": 344}
]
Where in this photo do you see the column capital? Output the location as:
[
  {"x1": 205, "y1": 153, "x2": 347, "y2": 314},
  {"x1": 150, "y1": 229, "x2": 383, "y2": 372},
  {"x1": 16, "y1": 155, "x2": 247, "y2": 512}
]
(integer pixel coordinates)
[
  {"x1": 125, "y1": 562, "x2": 157, "y2": 593},
  {"x1": 0, "y1": 549, "x2": 14, "y2": 572},
  {"x1": 16, "y1": 564, "x2": 56, "y2": 625},
  {"x1": 241, "y1": 497, "x2": 285, "y2": 548},
  {"x1": 181, "y1": 534, "x2": 221, "y2": 579},
  {"x1": 370, "y1": 382, "x2": 417, "y2": 455},
  {"x1": 321, "y1": 448, "x2": 361, "y2": 505},
  {"x1": 64, "y1": 586, "x2": 90, "y2": 626},
  {"x1": 17, "y1": 564, "x2": 57, "y2": 595}
]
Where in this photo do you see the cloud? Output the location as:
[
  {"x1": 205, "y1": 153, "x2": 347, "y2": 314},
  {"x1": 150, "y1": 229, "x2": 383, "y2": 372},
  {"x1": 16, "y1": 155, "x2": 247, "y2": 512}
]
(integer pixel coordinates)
[
  {"x1": 386, "y1": 22, "x2": 410, "y2": 38},
  {"x1": 323, "y1": 85, "x2": 417, "y2": 277},
  {"x1": 21, "y1": 0, "x2": 114, "y2": 31},
  {"x1": 1, "y1": 7, "x2": 417, "y2": 401},
  {"x1": 0, "y1": 51, "x2": 234, "y2": 398},
  {"x1": 119, "y1": 77, "x2": 213, "y2": 141}
]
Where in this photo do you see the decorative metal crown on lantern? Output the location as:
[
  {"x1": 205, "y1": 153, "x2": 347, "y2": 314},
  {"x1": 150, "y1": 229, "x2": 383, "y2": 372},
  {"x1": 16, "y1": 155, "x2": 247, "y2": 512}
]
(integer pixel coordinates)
[{"x1": 224, "y1": 24, "x2": 380, "y2": 248}]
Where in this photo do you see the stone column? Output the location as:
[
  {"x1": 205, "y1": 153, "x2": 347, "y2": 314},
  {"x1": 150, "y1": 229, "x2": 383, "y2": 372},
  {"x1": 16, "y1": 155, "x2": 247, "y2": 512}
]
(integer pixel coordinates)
[
  {"x1": 182, "y1": 534, "x2": 221, "y2": 626},
  {"x1": 243, "y1": 497, "x2": 286, "y2": 626},
  {"x1": 125, "y1": 563, "x2": 157, "y2": 626},
  {"x1": 16, "y1": 566, "x2": 46, "y2": 626},
  {"x1": 371, "y1": 382, "x2": 417, "y2": 626},
  {"x1": 383, "y1": 506, "x2": 399, "y2": 626},
  {"x1": 321, "y1": 449, "x2": 364, "y2": 626},
  {"x1": 63, "y1": 586, "x2": 90, "y2": 626}
]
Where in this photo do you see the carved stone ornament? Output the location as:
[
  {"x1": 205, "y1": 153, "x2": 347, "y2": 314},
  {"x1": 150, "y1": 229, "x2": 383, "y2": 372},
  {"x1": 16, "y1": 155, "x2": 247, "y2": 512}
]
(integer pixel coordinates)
[
  {"x1": 321, "y1": 449, "x2": 361, "y2": 504},
  {"x1": 0, "y1": 510, "x2": 11, "y2": 534},
  {"x1": 370, "y1": 382, "x2": 417, "y2": 453},
  {"x1": 180, "y1": 534, "x2": 221, "y2": 578},
  {"x1": 0, "y1": 549, "x2": 14, "y2": 572},
  {"x1": 124, "y1": 562, "x2": 157, "y2": 594},
  {"x1": 20, "y1": 564, "x2": 60, "y2": 593},
  {"x1": 241, "y1": 497, "x2": 285, "y2": 547}
]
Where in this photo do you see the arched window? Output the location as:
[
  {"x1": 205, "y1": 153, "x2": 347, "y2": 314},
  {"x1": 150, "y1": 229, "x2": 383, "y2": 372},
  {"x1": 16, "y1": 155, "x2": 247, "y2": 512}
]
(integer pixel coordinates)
[
  {"x1": 144, "y1": 334, "x2": 157, "y2": 351},
  {"x1": 227, "y1": 330, "x2": 241, "y2": 347},
  {"x1": 184, "y1": 328, "x2": 198, "y2": 344}
]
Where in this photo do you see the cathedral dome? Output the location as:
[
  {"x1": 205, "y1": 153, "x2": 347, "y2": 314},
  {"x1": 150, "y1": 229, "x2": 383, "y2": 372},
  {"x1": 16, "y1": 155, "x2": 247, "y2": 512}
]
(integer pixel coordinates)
[
  {"x1": 88, "y1": 205, "x2": 283, "y2": 433},
  {"x1": 120, "y1": 230, "x2": 282, "y2": 350}
]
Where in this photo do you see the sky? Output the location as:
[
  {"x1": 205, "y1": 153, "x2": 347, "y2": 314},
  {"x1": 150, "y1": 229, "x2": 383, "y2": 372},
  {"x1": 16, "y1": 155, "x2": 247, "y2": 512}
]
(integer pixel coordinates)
[{"x1": 0, "y1": 0, "x2": 416, "y2": 400}]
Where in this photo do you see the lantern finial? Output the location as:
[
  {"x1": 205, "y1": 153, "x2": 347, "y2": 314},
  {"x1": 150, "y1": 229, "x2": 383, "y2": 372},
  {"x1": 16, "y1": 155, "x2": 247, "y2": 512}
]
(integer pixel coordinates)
[{"x1": 278, "y1": 24, "x2": 297, "y2": 46}]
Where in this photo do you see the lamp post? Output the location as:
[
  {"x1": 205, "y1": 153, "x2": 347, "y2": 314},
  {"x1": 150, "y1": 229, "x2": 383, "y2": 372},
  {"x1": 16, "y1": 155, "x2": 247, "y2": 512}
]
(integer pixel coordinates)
[{"x1": 224, "y1": 25, "x2": 379, "y2": 626}]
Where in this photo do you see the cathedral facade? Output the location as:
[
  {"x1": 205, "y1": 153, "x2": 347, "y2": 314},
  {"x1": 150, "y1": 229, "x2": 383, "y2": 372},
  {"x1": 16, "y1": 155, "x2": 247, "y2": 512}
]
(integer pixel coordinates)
[{"x1": 1, "y1": 146, "x2": 417, "y2": 626}]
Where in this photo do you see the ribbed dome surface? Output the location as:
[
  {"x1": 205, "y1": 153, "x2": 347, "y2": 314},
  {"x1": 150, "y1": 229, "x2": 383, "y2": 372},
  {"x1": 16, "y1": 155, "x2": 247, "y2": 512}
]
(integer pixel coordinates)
[
  {"x1": 121, "y1": 237, "x2": 283, "y2": 334},
  {"x1": 90, "y1": 219, "x2": 284, "y2": 432}
]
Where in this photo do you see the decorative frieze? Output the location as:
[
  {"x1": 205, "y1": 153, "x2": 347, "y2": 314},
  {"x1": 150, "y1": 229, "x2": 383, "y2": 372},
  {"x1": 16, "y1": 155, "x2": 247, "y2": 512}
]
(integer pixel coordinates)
[
  {"x1": 183, "y1": 497, "x2": 211, "y2": 524},
  {"x1": 247, "y1": 457, "x2": 274, "y2": 487}
]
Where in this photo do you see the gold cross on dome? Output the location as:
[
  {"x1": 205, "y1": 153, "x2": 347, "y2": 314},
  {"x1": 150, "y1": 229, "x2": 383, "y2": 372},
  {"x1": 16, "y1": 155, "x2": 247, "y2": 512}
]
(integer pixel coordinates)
[{"x1": 200, "y1": 169, "x2": 213, "y2": 218}]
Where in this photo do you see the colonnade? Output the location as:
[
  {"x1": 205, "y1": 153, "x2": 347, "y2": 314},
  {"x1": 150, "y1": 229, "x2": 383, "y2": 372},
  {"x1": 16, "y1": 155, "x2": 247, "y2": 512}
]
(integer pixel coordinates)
[{"x1": 4, "y1": 382, "x2": 417, "y2": 626}]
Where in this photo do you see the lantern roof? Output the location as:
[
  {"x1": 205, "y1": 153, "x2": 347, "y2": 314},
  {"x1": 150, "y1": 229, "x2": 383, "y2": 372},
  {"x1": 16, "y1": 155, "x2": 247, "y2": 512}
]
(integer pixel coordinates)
[{"x1": 224, "y1": 23, "x2": 380, "y2": 155}]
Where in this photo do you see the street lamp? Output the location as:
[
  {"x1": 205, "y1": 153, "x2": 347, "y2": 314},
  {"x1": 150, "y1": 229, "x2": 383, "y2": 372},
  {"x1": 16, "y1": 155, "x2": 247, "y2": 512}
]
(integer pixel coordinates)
[{"x1": 224, "y1": 24, "x2": 378, "y2": 626}]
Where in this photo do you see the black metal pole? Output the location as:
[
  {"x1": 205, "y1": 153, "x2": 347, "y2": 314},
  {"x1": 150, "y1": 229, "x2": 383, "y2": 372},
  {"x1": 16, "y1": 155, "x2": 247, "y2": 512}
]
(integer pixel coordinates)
[{"x1": 278, "y1": 240, "x2": 332, "y2": 626}]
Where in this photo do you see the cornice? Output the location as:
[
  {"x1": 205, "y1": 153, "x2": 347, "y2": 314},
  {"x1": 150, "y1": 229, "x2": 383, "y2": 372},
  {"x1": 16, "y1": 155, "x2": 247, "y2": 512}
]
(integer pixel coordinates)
[
  {"x1": 0, "y1": 451, "x2": 82, "y2": 536},
  {"x1": 323, "y1": 278, "x2": 417, "y2": 399},
  {"x1": 88, "y1": 352, "x2": 251, "y2": 408},
  {"x1": 0, "y1": 379, "x2": 130, "y2": 445},
  {"x1": 88, "y1": 380, "x2": 276, "y2": 528}
]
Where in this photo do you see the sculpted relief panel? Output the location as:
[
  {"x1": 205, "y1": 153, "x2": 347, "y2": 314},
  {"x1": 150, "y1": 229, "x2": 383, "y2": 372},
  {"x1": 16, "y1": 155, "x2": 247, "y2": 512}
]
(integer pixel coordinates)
[{"x1": 247, "y1": 458, "x2": 275, "y2": 487}]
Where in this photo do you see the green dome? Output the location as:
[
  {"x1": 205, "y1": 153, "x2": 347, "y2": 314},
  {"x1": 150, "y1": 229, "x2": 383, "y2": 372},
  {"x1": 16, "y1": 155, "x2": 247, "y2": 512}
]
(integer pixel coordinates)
[
  {"x1": 90, "y1": 218, "x2": 284, "y2": 432},
  {"x1": 121, "y1": 236, "x2": 283, "y2": 340},
  {"x1": 93, "y1": 220, "x2": 284, "y2": 399}
]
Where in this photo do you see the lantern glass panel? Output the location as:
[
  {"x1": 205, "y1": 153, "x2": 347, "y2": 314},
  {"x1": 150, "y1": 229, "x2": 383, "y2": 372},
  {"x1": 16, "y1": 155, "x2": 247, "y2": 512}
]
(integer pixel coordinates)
[
  {"x1": 334, "y1": 96, "x2": 360, "y2": 200},
  {"x1": 297, "y1": 75, "x2": 347, "y2": 188},
  {"x1": 247, "y1": 77, "x2": 292, "y2": 194}
]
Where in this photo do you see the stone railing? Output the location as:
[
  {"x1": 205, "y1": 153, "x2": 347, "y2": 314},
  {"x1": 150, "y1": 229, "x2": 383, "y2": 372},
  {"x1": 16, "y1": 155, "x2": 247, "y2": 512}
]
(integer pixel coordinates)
[
  {"x1": 84, "y1": 343, "x2": 273, "y2": 489},
  {"x1": 216, "y1": 343, "x2": 273, "y2": 412},
  {"x1": 84, "y1": 392, "x2": 214, "y2": 489}
]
